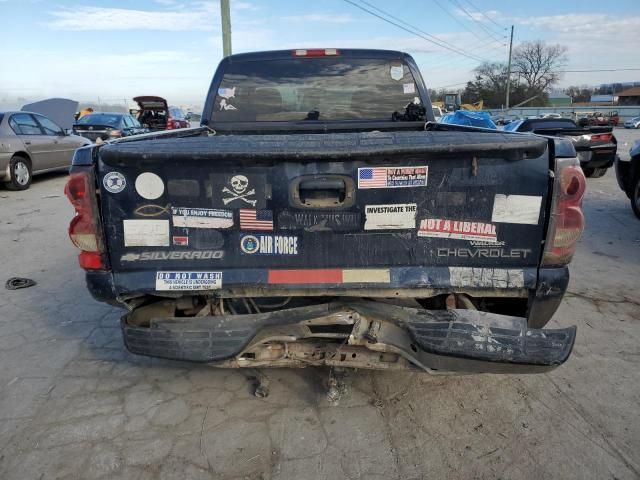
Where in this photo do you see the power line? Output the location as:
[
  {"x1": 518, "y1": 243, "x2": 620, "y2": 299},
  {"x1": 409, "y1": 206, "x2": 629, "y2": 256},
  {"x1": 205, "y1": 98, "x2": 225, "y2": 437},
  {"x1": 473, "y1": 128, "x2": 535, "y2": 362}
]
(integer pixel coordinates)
[
  {"x1": 461, "y1": 0, "x2": 505, "y2": 35},
  {"x1": 431, "y1": 0, "x2": 505, "y2": 51},
  {"x1": 431, "y1": 81, "x2": 469, "y2": 89},
  {"x1": 559, "y1": 68, "x2": 640, "y2": 73},
  {"x1": 448, "y1": 0, "x2": 504, "y2": 44},
  {"x1": 342, "y1": 0, "x2": 489, "y2": 63},
  {"x1": 357, "y1": 0, "x2": 492, "y2": 62}
]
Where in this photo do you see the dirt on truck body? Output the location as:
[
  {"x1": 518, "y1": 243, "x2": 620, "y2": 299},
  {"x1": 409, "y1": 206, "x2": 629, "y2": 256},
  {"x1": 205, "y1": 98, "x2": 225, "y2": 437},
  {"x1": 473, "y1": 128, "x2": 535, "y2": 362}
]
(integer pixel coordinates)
[{"x1": 65, "y1": 49, "x2": 586, "y2": 374}]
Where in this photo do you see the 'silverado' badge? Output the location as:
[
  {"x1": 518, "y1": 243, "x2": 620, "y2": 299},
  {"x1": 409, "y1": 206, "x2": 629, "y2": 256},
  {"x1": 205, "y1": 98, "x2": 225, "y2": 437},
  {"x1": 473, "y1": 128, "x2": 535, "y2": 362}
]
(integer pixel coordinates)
[{"x1": 103, "y1": 172, "x2": 126, "y2": 193}]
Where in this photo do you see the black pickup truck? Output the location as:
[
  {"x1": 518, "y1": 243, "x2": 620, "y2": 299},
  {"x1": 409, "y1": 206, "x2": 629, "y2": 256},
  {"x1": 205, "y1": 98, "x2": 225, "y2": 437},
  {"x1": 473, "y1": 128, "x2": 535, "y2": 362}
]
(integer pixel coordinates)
[
  {"x1": 504, "y1": 117, "x2": 617, "y2": 178},
  {"x1": 65, "y1": 49, "x2": 586, "y2": 374}
]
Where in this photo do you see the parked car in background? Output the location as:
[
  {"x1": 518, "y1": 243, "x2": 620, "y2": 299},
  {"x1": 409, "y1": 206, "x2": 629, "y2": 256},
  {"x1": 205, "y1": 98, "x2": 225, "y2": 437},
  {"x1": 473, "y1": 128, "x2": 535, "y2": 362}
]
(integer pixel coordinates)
[
  {"x1": 133, "y1": 96, "x2": 189, "y2": 131},
  {"x1": 505, "y1": 117, "x2": 617, "y2": 178},
  {"x1": 541, "y1": 113, "x2": 563, "y2": 119},
  {"x1": 431, "y1": 106, "x2": 443, "y2": 122},
  {"x1": 73, "y1": 113, "x2": 148, "y2": 143},
  {"x1": 0, "y1": 111, "x2": 90, "y2": 190},
  {"x1": 441, "y1": 110, "x2": 497, "y2": 129},
  {"x1": 624, "y1": 117, "x2": 640, "y2": 129},
  {"x1": 578, "y1": 111, "x2": 619, "y2": 127},
  {"x1": 615, "y1": 140, "x2": 640, "y2": 219},
  {"x1": 185, "y1": 112, "x2": 202, "y2": 122}
]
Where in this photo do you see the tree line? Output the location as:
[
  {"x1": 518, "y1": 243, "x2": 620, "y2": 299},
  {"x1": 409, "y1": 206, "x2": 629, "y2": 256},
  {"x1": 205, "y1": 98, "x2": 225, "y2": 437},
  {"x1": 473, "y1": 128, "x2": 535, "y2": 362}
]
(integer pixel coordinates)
[{"x1": 428, "y1": 40, "x2": 623, "y2": 108}]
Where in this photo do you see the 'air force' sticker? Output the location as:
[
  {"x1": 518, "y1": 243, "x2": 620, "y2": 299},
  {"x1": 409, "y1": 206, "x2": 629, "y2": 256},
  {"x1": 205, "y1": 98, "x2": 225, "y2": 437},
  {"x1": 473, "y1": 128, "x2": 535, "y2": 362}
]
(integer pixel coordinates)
[{"x1": 103, "y1": 172, "x2": 126, "y2": 193}]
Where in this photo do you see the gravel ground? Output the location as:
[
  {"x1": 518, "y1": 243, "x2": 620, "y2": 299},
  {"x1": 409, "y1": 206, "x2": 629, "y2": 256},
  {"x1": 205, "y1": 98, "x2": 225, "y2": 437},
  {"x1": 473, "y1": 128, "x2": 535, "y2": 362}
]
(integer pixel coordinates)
[{"x1": 0, "y1": 128, "x2": 638, "y2": 480}]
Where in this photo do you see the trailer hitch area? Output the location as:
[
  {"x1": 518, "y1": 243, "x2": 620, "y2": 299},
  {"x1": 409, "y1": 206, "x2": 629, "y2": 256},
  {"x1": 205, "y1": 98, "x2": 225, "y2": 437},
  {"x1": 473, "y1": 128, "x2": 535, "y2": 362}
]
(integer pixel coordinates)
[{"x1": 122, "y1": 300, "x2": 576, "y2": 374}]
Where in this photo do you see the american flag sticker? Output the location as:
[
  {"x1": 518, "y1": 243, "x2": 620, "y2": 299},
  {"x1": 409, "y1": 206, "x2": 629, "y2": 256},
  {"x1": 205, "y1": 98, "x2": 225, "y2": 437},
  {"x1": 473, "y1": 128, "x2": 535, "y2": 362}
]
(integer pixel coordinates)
[
  {"x1": 357, "y1": 166, "x2": 428, "y2": 189},
  {"x1": 239, "y1": 209, "x2": 274, "y2": 231}
]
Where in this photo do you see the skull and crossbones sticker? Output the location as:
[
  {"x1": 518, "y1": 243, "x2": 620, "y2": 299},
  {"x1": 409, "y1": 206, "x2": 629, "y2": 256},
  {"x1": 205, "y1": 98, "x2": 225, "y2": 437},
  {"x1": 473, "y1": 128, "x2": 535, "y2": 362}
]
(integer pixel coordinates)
[
  {"x1": 212, "y1": 173, "x2": 266, "y2": 209},
  {"x1": 222, "y1": 175, "x2": 257, "y2": 206}
]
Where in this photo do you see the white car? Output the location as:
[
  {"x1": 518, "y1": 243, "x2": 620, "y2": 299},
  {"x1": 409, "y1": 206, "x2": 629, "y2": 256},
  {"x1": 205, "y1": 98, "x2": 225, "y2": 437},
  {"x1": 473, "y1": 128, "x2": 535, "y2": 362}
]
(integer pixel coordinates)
[
  {"x1": 432, "y1": 106, "x2": 443, "y2": 122},
  {"x1": 624, "y1": 117, "x2": 640, "y2": 129}
]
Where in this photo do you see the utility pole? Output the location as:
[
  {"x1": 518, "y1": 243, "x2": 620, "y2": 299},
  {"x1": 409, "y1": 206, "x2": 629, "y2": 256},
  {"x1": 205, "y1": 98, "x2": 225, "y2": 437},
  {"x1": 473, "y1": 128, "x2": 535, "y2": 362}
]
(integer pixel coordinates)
[
  {"x1": 221, "y1": 0, "x2": 232, "y2": 57},
  {"x1": 505, "y1": 25, "x2": 514, "y2": 110}
]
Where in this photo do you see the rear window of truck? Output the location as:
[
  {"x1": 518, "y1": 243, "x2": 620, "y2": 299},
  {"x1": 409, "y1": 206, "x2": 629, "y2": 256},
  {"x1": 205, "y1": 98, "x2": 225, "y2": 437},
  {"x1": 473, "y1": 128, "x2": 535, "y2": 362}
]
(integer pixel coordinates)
[{"x1": 211, "y1": 58, "x2": 420, "y2": 122}]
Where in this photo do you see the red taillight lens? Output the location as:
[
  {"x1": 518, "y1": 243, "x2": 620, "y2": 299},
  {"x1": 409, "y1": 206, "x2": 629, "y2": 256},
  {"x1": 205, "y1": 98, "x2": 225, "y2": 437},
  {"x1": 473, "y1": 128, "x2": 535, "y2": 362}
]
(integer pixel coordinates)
[
  {"x1": 542, "y1": 162, "x2": 586, "y2": 266},
  {"x1": 293, "y1": 48, "x2": 339, "y2": 57},
  {"x1": 166, "y1": 117, "x2": 175, "y2": 129},
  {"x1": 590, "y1": 133, "x2": 612, "y2": 142},
  {"x1": 64, "y1": 169, "x2": 107, "y2": 270}
]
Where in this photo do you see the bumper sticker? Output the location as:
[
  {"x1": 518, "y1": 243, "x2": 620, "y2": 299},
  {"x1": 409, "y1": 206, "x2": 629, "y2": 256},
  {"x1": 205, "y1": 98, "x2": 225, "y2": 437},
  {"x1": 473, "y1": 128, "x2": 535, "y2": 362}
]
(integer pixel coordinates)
[
  {"x1": 103, "y1": 172, "x2": 126, "y2": 193},
  {"x1": 278, "y1": 210, "x2": 361, "y2": 232},
  {"x1": 240, "y1": 234, "x2": 299, "y2": 255},
  {"x1": 364, "y1": 203, "x2": 416, "y2": 230},
  {"x1": 449, "y1": 267, "x2": 524, "y2": 288},
  {"x1": 155, "y1": 272, "x2": 222, "y2": 291},
  {"x1": 239, "y1": 209, "x2": 273, "y2": 231},
  {"x1": 123, "y1": 219, "x2": 169, "y2": 247},
  {"x1": 417, "y1": 218, "x2": 497, "y2": 242},
  {"x1": 358, "y1": 166, "x2": 428, "y2": 189},
  {"x1": 491, "y1": 194, "x2": 542, "y2": 225},
  {"x1": 135, "y1": 172, "x2": 164, "y2": 200},
  {"x1": 267, "y1": 268, "x2": 390, "y2": 285},
  {"x1": 171, "y1": 207, "x2": 233, "y2": 229}
]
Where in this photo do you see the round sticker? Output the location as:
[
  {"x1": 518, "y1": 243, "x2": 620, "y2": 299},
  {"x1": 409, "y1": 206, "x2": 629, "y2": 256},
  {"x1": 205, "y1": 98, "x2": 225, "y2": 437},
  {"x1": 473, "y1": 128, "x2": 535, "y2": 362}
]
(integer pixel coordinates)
[
  {"x1": 135, "y1": 172, "x2": 164, "y2": 200},
  {"x1": 240, "y1": 235, "x2": 259, "y2": 254},
  {"x1": 103, "y1": 172, "x2": 126, "y2": 193}
]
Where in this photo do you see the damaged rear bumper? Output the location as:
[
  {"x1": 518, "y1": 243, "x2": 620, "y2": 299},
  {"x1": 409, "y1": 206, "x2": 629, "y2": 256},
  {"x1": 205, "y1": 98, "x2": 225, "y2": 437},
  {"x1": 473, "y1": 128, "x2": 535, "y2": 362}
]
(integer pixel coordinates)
[{"x1": 122, "y1": 301, "x2": 575, "y2": 374}]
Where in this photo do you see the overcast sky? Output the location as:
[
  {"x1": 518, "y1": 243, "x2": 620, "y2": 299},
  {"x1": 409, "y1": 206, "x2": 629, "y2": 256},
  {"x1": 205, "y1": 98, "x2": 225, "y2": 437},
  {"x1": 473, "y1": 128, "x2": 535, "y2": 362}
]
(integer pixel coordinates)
[{"x1": 1, "y1": 0, "x2": 639, "y2": 109}]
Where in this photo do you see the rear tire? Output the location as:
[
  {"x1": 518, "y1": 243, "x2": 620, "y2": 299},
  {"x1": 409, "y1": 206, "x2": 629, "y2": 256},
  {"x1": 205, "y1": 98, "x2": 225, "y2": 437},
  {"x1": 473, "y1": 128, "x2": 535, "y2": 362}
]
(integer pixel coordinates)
[
  {"x1": 4, "y1": 155, "x2": 32, "y2": 190},
  {"x1": 583, "y1": 167, "x2": 607, "y2": 178},
  {"x1": 631, "y1": 174, "x2": 640, "y2": 220}
]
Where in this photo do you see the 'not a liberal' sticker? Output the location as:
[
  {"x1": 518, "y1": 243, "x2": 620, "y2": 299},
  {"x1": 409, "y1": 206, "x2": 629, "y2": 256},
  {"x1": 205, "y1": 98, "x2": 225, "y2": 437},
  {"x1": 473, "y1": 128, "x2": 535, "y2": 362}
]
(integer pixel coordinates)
[
  {"x1": 103, "y1": 172, "x2": 126, "y2": 193},
  {"x1": 240, "y1": 234, "x2": 299, "y2": 255}
]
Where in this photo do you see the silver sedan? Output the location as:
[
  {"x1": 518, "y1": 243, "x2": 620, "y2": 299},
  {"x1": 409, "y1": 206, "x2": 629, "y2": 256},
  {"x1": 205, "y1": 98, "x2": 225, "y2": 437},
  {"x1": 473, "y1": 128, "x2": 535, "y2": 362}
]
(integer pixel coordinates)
[{"x1": 0, "y1": 111, "x2": 91, "y2": 190}]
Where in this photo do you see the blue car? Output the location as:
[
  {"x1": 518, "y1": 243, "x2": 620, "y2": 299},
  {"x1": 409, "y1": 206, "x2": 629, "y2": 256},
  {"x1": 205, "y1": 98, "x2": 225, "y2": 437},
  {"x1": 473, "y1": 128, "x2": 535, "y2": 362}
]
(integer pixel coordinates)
[{"x1": 440, "y1": 111, "x2": 497, "y2": 129}]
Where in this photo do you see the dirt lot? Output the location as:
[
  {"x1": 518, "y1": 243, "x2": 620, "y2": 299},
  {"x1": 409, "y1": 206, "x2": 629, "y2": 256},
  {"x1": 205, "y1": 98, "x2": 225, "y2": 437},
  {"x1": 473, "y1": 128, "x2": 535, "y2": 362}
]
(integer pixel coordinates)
[{"x1": 1, "y1": 129, "x2": 639, "y2": 480}]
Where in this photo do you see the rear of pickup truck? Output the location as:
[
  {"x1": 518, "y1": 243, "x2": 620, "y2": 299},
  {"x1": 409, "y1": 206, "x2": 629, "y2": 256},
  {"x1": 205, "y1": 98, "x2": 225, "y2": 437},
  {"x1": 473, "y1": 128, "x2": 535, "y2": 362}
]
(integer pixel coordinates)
[{"x1": 65, "y1": 49, "x2": 586, "y2": 374}]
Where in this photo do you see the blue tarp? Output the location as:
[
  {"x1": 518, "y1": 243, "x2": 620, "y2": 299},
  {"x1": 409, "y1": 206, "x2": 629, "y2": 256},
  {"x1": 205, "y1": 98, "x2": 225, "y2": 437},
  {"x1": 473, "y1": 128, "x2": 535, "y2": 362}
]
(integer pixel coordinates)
[{"x1": 440, "y1": 111, "x2": 497, "y2": 129}]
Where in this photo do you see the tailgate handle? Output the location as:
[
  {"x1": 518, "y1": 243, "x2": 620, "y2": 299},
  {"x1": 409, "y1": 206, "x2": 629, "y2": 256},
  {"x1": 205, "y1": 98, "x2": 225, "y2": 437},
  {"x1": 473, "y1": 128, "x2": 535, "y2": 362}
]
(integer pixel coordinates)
[{"x1": 290, "y1": 175, "x2": 355, "y2": 209}]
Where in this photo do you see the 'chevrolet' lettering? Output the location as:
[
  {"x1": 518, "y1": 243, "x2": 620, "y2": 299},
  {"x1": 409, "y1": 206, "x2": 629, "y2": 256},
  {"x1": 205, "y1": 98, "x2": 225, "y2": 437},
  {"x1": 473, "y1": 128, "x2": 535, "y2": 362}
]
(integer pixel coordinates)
[{"x1": 437, "y1": 248, "x2": 532, "y2": 259}]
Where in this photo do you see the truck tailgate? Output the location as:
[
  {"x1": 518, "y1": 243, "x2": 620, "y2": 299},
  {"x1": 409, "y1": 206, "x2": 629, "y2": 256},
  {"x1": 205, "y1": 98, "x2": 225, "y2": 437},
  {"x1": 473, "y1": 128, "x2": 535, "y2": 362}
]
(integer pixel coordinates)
[{"x1": 97, "y1": 131, "x2": 551, "y2": 295}]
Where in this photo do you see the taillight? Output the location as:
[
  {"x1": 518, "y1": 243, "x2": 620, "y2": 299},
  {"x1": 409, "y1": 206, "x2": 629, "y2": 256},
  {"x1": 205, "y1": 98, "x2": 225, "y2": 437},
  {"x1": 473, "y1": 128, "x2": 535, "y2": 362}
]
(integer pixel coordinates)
[
  {"x1": 542, "y1": 158, "x2": 586, "y2": 266},
  {"x1": 293, "y1": 48, "x2": 339, "y2": 57},
  {"x1": 166, "y1": 117, "x2": 175, "y2": 130},
  {"x1": 590, "y1": 133, "x2": 612, "y2": 142},
  {"x1": 64, "y1": 168, "x2": 108, "y2": 270},
  {"x1": 109, "y1": 129, "x2": 122, "y2": 138}
]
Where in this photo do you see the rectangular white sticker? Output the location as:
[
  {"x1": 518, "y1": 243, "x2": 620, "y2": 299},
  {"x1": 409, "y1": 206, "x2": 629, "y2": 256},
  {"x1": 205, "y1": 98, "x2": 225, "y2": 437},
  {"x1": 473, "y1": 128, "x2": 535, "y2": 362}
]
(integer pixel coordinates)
[
  {"x1": 171, "y1": 207, "x2": 233, "y2": 229},
  {"x1": 403, "y1": 83, "x2": 415, "y2": 94},
  {"x1": 123, "y1": 220, "x2": 169, "y2": 247},
  {"x1": 491, "y1": 195, "x2": 542, "y2": 225},
  {"x1": 365, "y1": 204, "x2": 416, "y2": 230},
  {"x1": 155, "y1": 272, "x2": 222, "y2": 291},
  {"x1": 417, "y1": 218, "x2": 497, "y2": 242},
  {"x1": 449, "y1": 267, "x2": 524, "y2": 288}
]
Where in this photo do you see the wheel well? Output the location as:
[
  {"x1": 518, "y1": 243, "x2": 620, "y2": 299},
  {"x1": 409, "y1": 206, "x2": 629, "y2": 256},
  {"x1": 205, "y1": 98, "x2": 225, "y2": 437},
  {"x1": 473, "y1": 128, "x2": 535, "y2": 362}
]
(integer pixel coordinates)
[{"x1": 12, "y1": 151, "x2": 32, "y2": 167}]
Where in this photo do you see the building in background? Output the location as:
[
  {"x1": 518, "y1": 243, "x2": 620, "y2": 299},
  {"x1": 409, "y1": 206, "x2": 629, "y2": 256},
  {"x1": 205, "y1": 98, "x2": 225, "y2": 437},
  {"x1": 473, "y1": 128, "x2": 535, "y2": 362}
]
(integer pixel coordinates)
[
  {"x1": 547, "y1": 91, "x2": 572, "y2": 107},
  {"x1": 617, "y1": 87, "x2": 640, "y2": 106}
]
